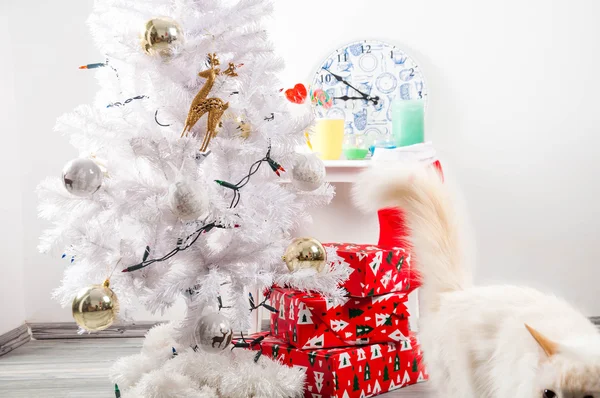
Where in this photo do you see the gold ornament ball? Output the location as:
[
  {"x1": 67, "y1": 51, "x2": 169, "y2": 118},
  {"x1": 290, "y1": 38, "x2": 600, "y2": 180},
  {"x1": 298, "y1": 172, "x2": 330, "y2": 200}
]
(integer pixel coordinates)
[
  {"x1": 72, "y1": 280, "x2": 119, "y2": 332},
  {"x1": 283, "y1": 237, "x2": 328, "y2": 273},
  {"x1": 141, "y1": 17, "x2": 184, "y2": 58}
]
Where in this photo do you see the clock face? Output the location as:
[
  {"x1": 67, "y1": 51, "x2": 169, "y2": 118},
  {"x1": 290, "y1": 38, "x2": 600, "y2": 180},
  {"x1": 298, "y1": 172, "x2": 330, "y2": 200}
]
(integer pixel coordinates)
[{"x1": 311, "y1": 40, "x2": 427, "y2": 138}]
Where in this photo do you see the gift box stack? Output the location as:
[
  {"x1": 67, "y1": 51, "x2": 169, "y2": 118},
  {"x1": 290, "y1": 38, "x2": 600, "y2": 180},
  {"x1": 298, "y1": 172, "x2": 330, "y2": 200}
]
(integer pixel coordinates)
[
  {"x1": 239, "y1": 156, "x2": 443, "y2": 397},
  {"x1": 240, "y1": 210, "x2": 429, "y2": 398}
]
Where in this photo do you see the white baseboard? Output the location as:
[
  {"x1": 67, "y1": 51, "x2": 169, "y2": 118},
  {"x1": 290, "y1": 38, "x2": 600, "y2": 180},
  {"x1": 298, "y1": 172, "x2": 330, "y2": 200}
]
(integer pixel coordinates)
[
  {"x1": 29, "y1": 321, "x2": 162, "y2": 340},
  {"x1": 0, "y1": 324, "x2": 30, "y2": 356},
  {"x1": 10, "y1": 315, "x2": 599, "y2": 348}
]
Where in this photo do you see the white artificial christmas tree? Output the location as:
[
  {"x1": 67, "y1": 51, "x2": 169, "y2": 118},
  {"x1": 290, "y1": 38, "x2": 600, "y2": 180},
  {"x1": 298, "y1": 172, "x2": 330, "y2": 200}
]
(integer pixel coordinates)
[{"x1": 36, "y1": 0, "x2": 346, "y2": 396}]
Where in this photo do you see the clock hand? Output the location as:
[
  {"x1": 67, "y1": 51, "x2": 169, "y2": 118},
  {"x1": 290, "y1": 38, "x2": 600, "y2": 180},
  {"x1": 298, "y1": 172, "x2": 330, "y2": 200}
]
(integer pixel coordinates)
[
  {"x1": 333, "y1": 95, "x2": 368, "y2": 101},
  {"x1": 326, "y1": 70, "x2": 379, "y2": 105},
  {"x1": 327, "y1": 71, "x2": 368, "y2": 98}
]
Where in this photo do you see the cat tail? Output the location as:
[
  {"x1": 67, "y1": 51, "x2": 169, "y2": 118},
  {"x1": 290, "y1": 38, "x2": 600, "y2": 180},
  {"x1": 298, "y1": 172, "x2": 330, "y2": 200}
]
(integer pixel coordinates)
[{"x1": 352, "y1": 163, "x2": 473, "y2": 311}]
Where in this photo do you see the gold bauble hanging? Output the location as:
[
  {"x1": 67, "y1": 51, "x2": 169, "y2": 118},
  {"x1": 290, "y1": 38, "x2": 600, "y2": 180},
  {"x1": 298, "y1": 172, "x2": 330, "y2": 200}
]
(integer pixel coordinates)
[
  {"x1": 283, "y1": 237, "x2": 328, "y2": 273},
  {"x1": 72, "y1": 280, "x2": 119, "y2": 331},
  {"x1": 141, "y1": 17, "x2": 184, "y2": 58}
]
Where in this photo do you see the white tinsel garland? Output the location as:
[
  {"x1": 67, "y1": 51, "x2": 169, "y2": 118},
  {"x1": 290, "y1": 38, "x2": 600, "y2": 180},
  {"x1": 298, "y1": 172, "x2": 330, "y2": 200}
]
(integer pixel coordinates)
[
  {"x1": 273, "y1": 246, "x2": 352, "y2": 300},
  {"x1": 111, "y1": 323, "x2": 306, "y2": 398}
]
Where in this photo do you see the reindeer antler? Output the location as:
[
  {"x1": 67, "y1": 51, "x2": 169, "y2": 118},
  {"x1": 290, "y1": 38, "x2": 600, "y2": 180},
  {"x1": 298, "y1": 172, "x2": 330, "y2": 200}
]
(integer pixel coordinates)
[
  {"x1": 223, "y1": 62, "x2": 238, "y2": 77},
  {"x1": 207, "y1": 53, "x2": 220, "y2": 68}
]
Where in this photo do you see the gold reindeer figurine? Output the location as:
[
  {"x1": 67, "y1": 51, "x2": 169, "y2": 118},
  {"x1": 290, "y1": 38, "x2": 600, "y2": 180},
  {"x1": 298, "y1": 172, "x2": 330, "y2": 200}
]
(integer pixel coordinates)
[{"x1": 181, "y1": 53, "x2": 238, "y2": 152}]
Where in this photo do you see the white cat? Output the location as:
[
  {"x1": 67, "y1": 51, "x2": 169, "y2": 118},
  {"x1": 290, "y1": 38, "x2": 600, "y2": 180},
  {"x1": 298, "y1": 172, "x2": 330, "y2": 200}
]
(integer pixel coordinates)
[{"x1": 353, "y1": 164, "x2": 600, "y2": 398}]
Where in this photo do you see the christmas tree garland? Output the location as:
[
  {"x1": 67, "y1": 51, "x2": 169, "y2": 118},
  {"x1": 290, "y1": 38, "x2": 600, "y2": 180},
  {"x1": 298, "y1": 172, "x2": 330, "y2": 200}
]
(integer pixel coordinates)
[{"x1": 122, "y1": 146, "x2": 284, "y2": 273}]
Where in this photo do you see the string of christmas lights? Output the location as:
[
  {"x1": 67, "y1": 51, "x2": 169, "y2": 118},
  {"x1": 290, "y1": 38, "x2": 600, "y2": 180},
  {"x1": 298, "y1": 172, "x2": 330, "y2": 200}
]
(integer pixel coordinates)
[
  {"x1": 232, "y1": 331, "x2": 269, "y2": 362},
  {"x1": 248, "y1": 290, "x2": 276, "y2": 313},
  {"x1": 106, "y1": 95, "x2": 148, "y2": 108},
  {"x1": 121, "y1": 146, "x2": 284, "y2": 273},
  {"x1": 79, "y1": 58, "x2": 119, "y2": 78},
  {"x1": 154, "y1": 109, "x2": 171, "y2": 127}
]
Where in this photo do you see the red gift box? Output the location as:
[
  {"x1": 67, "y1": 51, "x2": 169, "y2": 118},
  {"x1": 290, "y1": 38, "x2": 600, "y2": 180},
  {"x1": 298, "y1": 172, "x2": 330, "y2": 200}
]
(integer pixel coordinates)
[
  {"x1": 239, "y1": 332, "x2": 427, "y2": 398},
  {"x1": 324, "y1": 243, "x2": 420, "y2": 298},
  {"x1": 270, "y1": 288, "x2": 410, "y2": 350}
]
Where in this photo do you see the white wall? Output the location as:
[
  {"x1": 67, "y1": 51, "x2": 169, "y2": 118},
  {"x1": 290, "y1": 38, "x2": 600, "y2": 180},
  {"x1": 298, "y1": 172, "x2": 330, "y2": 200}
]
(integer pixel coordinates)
[
  {"x1": 0, "y1": 9, "x2": 26, "y2": 334},
  {"x1": 5, "y1": 1, "x2": 177, "y2": 323},
  {"x1": 6, "y1": 2, "x2": 103, "y2": 323},
  {"x1": 270, "y1": 0, "x2": 600, "y2": 316},
  {"x1": 2, "y1": 0, "x2": 600, "y2": 326}
]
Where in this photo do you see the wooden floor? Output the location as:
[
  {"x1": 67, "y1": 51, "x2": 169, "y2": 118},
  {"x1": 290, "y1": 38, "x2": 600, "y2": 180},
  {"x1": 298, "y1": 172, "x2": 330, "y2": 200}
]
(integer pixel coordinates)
[{"x1": 0, "y1": 338, "x2": 430, "y2": 397}]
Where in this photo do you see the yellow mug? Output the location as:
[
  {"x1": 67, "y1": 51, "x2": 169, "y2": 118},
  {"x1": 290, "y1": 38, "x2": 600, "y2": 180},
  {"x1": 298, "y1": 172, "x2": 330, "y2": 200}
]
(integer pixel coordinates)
[{"x1": 309, "y1": 118, "x2": 345, "y2": 160}]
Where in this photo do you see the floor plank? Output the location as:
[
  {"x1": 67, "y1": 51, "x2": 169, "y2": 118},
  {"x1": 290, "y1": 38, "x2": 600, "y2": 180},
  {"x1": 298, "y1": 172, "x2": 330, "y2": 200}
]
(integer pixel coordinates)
[{"x1": 0, "y1": 339, "x2": 430, "y2": 397}]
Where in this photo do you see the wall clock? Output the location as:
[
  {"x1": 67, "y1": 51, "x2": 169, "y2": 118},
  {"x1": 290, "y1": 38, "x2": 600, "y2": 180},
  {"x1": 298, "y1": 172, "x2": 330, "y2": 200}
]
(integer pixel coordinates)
[{"x1": 311, "y1": 40, "x2": 427, "y2": 138}]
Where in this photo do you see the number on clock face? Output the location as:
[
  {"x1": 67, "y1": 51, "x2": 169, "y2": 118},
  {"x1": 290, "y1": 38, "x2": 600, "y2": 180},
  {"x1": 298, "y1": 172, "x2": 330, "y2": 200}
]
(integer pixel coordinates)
[{"x1": 311, "y1": 40, "x2": 427, "y2": 138}]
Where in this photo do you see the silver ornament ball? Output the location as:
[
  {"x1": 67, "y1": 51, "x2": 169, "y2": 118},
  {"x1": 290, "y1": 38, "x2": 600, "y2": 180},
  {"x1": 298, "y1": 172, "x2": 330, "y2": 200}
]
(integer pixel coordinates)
[
  {"x1": 168, "y1": 180, "x2": 209, "y2": 220},
  {"x1": 62, "y1": 158, "x2": 103, "y2": 197},
  {"x1": 194, "y1": 312, "x2": 233, "y2": 353},
  {"x1": 291, "y1": 153, "x2": 326, "y2": 191}
]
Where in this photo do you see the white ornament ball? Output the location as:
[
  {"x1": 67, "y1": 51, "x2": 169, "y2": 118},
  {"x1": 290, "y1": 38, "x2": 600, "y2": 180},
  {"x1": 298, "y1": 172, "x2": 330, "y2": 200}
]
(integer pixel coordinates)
[
  {"x1": 62, "y1": 158, "x2": 103, "y2": 197},
  {"x1": 291, "y1": 154, "x2": 326, "y2": 191},
  {"x1": 168, "y1": 180, "x2": 209, "y2": 221},
  {"x1": 194, "y1": 312, "x2": 233, "y2": 353}
]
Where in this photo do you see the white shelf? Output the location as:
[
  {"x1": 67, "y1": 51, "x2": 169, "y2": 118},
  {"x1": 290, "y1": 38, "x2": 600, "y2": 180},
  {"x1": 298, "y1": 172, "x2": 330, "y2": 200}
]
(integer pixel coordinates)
[
  {"x1": 324, "y1": 159, "x2": 371, "y2": 182},
  {"x1": 323, "y1": 159, "x2": 371, "y2": 168}
]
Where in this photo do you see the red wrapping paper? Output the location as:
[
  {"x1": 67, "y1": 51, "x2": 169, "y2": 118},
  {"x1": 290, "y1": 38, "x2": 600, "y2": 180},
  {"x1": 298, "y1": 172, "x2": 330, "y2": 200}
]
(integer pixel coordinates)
[
  {"x1": 270, "y1": 288, "x2": 410, "y2": 350},
  {"x1": 324, "y1": 243, "x2": 420, "y2": 298},
  {"x1": 238, "y1": 332, "x2": 428, "y2": 398}
]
